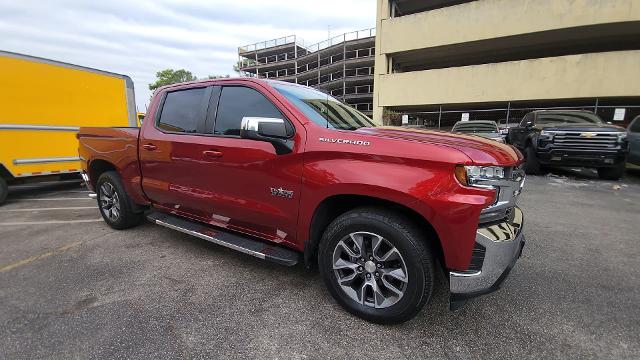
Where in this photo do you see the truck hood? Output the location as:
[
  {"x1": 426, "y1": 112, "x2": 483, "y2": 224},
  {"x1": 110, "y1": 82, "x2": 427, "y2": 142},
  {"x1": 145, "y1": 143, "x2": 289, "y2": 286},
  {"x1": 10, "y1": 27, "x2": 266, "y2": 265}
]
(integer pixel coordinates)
[
  {"x1": 356, "y1": 126, "x2": 523, "y2": 166},
  {"x1": 536, "y1": 123, "x2": 626, "y2": 132}
]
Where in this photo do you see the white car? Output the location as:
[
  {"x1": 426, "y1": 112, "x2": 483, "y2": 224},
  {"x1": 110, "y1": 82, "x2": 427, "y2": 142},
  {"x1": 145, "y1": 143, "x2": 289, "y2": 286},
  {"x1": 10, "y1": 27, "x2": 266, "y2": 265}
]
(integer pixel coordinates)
[{"x1": 452, "y1": 120, "x2": 505, "y2": 143}]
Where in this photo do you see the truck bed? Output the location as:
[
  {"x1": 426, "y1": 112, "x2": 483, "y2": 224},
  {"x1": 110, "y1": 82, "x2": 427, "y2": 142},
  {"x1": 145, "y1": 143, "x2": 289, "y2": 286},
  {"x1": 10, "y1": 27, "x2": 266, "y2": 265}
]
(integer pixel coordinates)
[{"x1": 78, "y1": 127, "x2": 145, "y2": 204}]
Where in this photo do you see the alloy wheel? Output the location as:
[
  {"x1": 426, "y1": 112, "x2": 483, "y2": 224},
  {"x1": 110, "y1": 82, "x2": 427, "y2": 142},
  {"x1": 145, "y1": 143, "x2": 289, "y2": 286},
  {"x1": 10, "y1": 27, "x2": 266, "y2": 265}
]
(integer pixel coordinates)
[
  {"x1": 332, "y1": 231, "x2": 408, "y2": 308},
  {"x1": 99, "y1": 182, "x2": 121, "y2": 222}
]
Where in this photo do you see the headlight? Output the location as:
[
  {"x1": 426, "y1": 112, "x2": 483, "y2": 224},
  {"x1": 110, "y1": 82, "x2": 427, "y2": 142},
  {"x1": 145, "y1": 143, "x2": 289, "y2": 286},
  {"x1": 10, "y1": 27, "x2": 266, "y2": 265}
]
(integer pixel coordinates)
[
  {"x1": 617, "y1": 132, "x2": 628, "y2": 142},
  {"x1": 455, "y1": 165, "x2": 506, "y2": 187},
  {"x1": 539, "y1": 130, "x2": 555, "y2": 140}
]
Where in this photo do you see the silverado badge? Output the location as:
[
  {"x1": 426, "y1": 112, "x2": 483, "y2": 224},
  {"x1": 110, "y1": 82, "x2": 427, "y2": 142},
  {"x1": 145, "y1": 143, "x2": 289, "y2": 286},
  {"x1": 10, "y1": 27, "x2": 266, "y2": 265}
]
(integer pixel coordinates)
[{"x1": 319, "y1": 137, "x2": 371, "y2": 146}]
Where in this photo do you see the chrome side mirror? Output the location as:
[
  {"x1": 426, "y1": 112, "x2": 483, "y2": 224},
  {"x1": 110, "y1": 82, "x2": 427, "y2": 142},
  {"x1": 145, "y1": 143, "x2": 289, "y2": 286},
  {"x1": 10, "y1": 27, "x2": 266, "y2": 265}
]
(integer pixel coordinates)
[
  {"x1": 240, "y1": 117, "x2": 293, "y2": 154},
  {"x1": 240, "y1": 117, "x2": 288, "y2": 139}
]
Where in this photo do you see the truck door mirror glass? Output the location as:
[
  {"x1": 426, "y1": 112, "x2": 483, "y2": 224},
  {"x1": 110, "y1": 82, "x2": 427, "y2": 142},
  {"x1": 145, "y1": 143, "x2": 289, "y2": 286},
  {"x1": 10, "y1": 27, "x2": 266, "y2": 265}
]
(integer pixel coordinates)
[{"x1": 240, "y1": 117, "x2": 293, "y2": 154}]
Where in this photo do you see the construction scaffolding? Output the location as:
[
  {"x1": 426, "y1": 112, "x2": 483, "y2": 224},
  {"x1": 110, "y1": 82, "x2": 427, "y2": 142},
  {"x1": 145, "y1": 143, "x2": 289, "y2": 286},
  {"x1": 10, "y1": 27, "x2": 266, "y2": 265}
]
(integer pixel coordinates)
[{"x1": 238, "y1": 28, "x2": 376, "y2": 116}]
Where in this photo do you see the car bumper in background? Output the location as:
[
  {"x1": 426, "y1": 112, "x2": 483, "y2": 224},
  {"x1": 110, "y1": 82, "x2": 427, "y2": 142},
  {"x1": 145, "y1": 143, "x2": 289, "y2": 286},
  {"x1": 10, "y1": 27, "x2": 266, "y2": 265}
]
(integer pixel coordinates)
[
  {"x1": 536, "y1": 149, "x2": 627, "y2": 167},
  {"x1": 449, "y1": 206, "x2": 525, "y2": 309}
]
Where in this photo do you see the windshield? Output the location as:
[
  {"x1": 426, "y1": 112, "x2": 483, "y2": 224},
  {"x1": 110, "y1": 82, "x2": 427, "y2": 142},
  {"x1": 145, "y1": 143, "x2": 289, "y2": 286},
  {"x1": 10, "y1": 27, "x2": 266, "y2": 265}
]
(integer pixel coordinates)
[
  {"x1": 272, "y1": 83, "x2": 381, "y2": 130},
  {"x1": 536, "y1": 112, "x2": 604, "y2": 125},
  {"x1": 452, "y1": 121, "x2": 498, "y2": 134}
]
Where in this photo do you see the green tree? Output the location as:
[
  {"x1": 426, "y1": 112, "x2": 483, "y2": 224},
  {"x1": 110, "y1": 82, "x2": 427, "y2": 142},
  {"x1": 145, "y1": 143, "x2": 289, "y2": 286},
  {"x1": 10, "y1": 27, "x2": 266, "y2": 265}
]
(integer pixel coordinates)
[
  {"x1": 234, "y1": 59, "x2": 255, "y2": 76},
  {"x1": 148, "y1": 69, "x2": 197, "y2": 91}
]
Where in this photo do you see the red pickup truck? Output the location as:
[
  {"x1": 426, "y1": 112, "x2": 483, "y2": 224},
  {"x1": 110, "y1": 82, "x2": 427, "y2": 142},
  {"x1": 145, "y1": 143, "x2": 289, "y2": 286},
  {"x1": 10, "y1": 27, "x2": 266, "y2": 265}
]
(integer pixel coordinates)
[{"x1": 78, "y1": 78, "x2": 525, "y2": 324}]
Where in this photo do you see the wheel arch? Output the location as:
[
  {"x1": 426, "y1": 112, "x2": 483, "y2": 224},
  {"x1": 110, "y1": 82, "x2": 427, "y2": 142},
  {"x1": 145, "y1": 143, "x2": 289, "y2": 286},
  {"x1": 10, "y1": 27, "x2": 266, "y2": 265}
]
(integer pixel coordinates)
[
  {"x1": 88, "y1": 159, "x2": 117, "y2": 189},
  {"x1": 304, "y1": 194, "x2": 444, "y2": 272},
  {"x1": 0, "y1": 163, "x2": 14, "y2": 181}
]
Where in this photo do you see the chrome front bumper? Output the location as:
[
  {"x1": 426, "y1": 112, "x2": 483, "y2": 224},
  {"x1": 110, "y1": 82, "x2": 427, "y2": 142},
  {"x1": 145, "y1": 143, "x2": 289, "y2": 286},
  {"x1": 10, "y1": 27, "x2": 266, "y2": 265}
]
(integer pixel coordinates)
[{"x1": 449, "y1": 206, "x2": 525, "y2": 304}]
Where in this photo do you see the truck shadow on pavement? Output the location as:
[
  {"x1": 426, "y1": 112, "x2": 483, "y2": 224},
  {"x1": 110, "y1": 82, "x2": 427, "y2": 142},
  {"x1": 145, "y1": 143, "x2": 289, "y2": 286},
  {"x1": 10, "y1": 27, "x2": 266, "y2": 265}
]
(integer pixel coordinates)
[{"x1": 541, "y1": 166, "x2": 640, "y2": 184}]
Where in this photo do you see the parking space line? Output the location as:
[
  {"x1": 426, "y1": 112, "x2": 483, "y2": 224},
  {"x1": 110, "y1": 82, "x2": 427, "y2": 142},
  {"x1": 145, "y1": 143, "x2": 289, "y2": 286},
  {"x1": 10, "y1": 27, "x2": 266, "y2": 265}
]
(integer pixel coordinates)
[
  {"x1": 18, "y1": 191, "x2": 91, "y2": 197},
  {"x1": 0, "y1": 241, "x2": 84, "y2": 273},
  {"x1": 9, "y1": 197, "x2": 93, "y2": 201},
  {"x1": 0, "y1": 219, "x2": 103, "y2": 226},
  {"x1": 0, "y1": 206, "x2": 98, "y2": 212}
]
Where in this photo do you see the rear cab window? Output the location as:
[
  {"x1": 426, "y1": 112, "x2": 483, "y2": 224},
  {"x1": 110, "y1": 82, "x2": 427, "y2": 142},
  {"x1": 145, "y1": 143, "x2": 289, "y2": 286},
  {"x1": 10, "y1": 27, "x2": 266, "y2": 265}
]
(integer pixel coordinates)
[{"x1": 157, "y1": 87, "x2": 209, "y2": 133}]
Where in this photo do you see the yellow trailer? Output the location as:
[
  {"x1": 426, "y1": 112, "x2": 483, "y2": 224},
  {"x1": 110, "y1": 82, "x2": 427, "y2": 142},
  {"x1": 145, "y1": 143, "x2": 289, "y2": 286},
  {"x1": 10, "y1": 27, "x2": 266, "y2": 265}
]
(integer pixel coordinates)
[{"x1": 0, "y1": 50, "x2": 137, "y2": 204}]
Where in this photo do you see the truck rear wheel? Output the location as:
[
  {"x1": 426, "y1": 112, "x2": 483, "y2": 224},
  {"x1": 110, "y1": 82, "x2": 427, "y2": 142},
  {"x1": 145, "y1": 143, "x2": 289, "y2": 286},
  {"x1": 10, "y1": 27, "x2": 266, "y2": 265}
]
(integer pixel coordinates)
[
  {"x1": 319, "y1": 207, "x2": 434, "y2": 324},
  {"x1": 96, "y1": 171, "x2": 142, "y2": 229},
  {"x1": 0, "y1": 177, "x2": 7, "y2": 205},
  {"x1": 597, "y1": 163, "x2": 625, "y2": 180}
]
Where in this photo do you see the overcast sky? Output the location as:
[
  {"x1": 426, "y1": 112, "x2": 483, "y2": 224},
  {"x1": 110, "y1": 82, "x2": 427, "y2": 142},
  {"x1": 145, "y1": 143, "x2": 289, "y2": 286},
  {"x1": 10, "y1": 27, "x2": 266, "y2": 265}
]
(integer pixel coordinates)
[{"x1": 0, "y1": 0, "x2": 375, "y2": 110}]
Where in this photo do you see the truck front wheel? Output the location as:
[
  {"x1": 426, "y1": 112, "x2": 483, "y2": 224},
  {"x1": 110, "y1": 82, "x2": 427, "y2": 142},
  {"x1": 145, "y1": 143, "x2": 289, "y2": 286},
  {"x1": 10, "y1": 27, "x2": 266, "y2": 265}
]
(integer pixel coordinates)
[
  {"x1": 0, "y1": 177, "x2": 8, "y2": 205},
  {"x1": 597, "y1": 162, "x2": 625, "y2": 180},
  {"x1": 96, "y1": 171, "x2": 142, "y2": 229},
  {"x1": 319, "y1": 207, "x2": 434, "y2": 324},
  {"x1": 524, "y1": 145, "x2": 543, "y2": 175}
]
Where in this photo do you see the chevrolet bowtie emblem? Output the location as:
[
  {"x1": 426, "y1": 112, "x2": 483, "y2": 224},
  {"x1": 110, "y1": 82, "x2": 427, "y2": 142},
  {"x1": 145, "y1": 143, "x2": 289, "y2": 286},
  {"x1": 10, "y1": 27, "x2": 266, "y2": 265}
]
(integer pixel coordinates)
[{"x1": 580, "y1": 132, "x2": 597, "y2": 138}]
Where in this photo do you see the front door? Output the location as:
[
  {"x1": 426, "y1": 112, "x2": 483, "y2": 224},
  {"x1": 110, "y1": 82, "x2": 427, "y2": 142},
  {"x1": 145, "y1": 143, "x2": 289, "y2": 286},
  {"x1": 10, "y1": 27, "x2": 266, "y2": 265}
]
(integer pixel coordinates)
[
  {"x1": 509, "y1": 113, "x2": 533, "y2": 149},
  {"x1": 181, "y1": 83, "x2": 305, "y2": 247}
]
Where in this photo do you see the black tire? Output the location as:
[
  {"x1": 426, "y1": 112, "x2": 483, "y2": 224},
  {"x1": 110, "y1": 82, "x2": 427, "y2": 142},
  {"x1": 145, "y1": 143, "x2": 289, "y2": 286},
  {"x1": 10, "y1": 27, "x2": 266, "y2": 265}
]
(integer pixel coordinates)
[
  {"x1": 597, "y1": 163, "x2": 625, "y2": 180},
  {"x1": 524, "y1": 144, "x2": 543, "y2": 175},
  {"x1": 319, "y1": 207, "x2": 434, "y2": 324},
  {"x1": 96, "y1": 171, "x2": 143, "y2": 229},
  {"x1": 0, "y1": 177, "x2": 7, "y2": 206}
]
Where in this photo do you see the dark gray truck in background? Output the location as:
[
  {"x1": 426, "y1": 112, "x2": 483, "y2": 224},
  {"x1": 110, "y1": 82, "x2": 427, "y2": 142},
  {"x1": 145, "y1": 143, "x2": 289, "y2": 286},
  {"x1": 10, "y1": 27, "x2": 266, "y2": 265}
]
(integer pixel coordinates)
[{"x1": 507, "y1": 110, "x2": 629, "y2": 179}]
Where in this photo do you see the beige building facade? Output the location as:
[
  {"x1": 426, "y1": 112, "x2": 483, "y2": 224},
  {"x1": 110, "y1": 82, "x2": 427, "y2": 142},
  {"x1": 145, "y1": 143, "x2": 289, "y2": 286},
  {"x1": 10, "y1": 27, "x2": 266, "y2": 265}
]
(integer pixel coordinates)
[{"x1": 373, "y1": 0, "x2": 640, "y2": 127}]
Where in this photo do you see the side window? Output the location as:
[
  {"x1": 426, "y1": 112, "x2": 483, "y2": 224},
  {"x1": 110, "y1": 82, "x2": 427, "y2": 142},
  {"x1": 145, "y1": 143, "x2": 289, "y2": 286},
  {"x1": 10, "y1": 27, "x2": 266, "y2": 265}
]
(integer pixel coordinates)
[
  {"x1": 157, "y1": 87, "x2": 207, "y2": 133},
  {"x1": 519, "y1": 113, "x2": 533, "y2": 127},
  {"x1": 630, "y1": 116, "x2": 640, "y2": 133},
  {"x1": 214, "y1": 86, "x2": 283, "y2": 136}
]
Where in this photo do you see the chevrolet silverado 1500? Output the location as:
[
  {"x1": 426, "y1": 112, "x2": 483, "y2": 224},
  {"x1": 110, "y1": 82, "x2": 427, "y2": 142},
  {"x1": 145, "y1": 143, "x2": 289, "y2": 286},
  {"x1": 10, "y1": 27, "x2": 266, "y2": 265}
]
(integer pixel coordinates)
[
  {"x1": 78, "y1": 78, "x2": 526, "y2": 324},
  {"x1": 508, "y1": 110, "x2": 629, "y2": 179}
]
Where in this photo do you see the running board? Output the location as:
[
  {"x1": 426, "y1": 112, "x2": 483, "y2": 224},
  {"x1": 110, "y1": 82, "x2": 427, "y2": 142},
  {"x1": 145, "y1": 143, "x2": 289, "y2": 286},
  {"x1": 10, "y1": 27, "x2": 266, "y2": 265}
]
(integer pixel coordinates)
[{"x1": 146, "y1": 211, "x2": 299, "y2": 266}]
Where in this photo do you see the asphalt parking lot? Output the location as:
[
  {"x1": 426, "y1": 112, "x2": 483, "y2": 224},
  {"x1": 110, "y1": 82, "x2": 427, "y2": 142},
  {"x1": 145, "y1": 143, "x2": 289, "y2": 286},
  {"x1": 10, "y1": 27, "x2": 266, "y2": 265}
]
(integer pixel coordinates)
[{"x1": 1, "y1": 169, "x2": 639, "y2": 359}]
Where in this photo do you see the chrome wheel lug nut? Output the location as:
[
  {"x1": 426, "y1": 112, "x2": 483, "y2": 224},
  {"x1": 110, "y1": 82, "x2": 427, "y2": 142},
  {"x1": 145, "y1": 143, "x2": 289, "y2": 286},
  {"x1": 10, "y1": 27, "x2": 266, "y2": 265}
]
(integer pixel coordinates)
[
  {"x1": 376, "y1": 263, "x2": 382, "y2": 268},
  {"x1": 366, "y1": 273, "x2": 371, "y2": 279},
  {"x1": 357, "y1": 266, "x2": 363, "y2": 272},
  {"x1": 375, "y1": 272, "x2": 380, "y2": 278},
  {"x1": 369, "y1": 256, "x2": 374, "y2": 261}
]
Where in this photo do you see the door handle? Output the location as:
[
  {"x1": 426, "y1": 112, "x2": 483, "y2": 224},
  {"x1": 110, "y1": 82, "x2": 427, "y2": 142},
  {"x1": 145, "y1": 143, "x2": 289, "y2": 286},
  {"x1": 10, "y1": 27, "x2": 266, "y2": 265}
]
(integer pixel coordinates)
[
  {"x1": 142, "y1": 144, "x2": 157, "y2": 151},
  {"x1": 203, "y1": 150, "x2": 223, "y2": 158}
]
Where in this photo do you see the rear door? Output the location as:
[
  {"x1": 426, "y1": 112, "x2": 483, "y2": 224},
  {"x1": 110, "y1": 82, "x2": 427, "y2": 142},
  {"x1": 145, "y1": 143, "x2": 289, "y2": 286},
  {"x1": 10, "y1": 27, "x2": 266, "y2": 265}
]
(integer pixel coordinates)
[{"x1": 139, "y1": 85, "x2": 216, "y2": 216}]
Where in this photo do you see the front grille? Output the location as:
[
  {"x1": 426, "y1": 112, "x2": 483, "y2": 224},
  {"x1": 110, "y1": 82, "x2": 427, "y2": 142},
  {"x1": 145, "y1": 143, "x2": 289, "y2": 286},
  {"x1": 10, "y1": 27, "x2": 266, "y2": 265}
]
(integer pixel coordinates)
[
  {"x1": 552, "y1": 132, "x2": 619, "y2": 150},
  {"x1": 468, "y1": 242, "x2": 486, "y2": 272}
]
